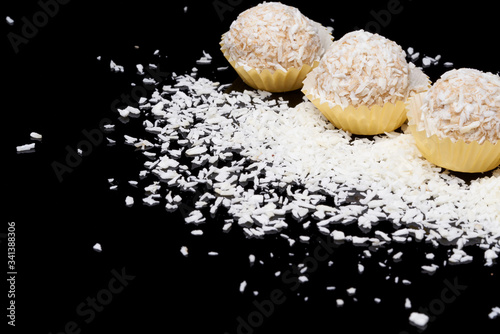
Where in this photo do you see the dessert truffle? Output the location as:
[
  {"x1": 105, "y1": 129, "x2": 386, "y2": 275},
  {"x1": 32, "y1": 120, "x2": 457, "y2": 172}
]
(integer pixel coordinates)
[
  {"x1": 302, "y1": 30, "x2": 428, "y2": 135},
  {"x1": 305, "y1": 30, "x2": 419, "y2": 108},
  {"x1": 419, "y1": 68, "x2": 500, "y2": 144},
  {"x1": 220, "y1": 2, "x2": 332, "y2": 92},
  {"x1": 407, "y1": 68, "x2": 500, "y2": 173},
  {"x1": 222, "y1": 2, "x2": 326, "y2": 72}
]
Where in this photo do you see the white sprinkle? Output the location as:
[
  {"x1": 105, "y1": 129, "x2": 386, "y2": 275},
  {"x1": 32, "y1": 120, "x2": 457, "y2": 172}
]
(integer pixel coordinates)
[
  {"x1": 185, "y1": 146, "x2": 208, "y2": 156},
  {"x1": 185, "y1": 210, "x2": 206, "y2": 224},
  {"x1": 421, "y1": 264, "x2": 439, "y2": 274},
  {"x1": 347, "y1": 287, "x2": 356, "y2": 296},
  {"x1": 136, "y1": 64, "x2": 144, "y2": 75},
  {"x1": 299, "y1": 235, "x2": 310, "y2": 243},
  {"x1": 93, "y1": 243, "x2": 102, "y2": 252},
  {"x1": 110, "y1": 60, "x2": 124, "y2": 72},
  {"x1": 239, "y1": 280, "x2": 247, "y2": 293},
  {"x1": 191, "y1": 230, "x2": 203, "y2": 236},
  {"x1": 30, "y1": 132, "x2": 42, "y2": 140},
  {"x1": 375, "y1": 230, "x2": 391, "y2": 242},
  {"x1": 16, "y1": 143, "x2": 35, "y2": 153},
  {"x1": 336, "y1": 299, "x2": 344, "y2": 307},
  {"x1": 392, "y1": 252, "x2": 403, "y2": 261},
  {"x1": 352, "y1": 237, "x2": 369, "y2": 246},
  {"x1": 409, "y1": 312, "x2": 429, "y2": 328},
  {"x1": 196, "y1": 50, "x2": 212, "y2": 65},
  {"x1": 405, "y1": 298, "x2": 412, "y2": 309},
  {"x1": 6, "y1": 16, "x2": 14, "y2": 25},
  {"x1": 208, "y1": 251, "x2": 219, "y2": 256},
  {"x1": 144, "y1": 182, "x2": 161, "y2": 194},
  {"x1": 298, "y1": 275, "x2": 308, "y2": 283},
  {"x1": 485, "y1": 249, "x2": 498, "y2": 261},
  {"x1": 485, "y1": 248, "x2": 498, "y2": 266},
  {"x1": 104, "y1": 124, "x2": 115, "y2": 131},
  {"x1": 180, "y1": 246, "x2": 188, "y2": 257},
  {"x1": 143, "y1": 196, "x2": 160, "y2": 206},
  {"x1": 422, "y1": 57, "x2": 432, "y2": 67},
  {"x1": 151, "y1": 102, "x2": 166, "y2": 117},
  {"x1": 331, "y1": 230, "x2": 345, "y2": 241},
  {"x1": 134, "y1": 140, "x2": 154, "y2": 150},
  {"x1": 488, "y1": 306, "x2": 500, "y2": 319},
  {"x1": 123, "y1": 135, "x2": 137, "y2": 144},
  {"x1": 125, "y1": 196, "x2": 134, "y2": 207},
  {"x1": 222, "y1": 222, "x2": 232, "y2": 232}
]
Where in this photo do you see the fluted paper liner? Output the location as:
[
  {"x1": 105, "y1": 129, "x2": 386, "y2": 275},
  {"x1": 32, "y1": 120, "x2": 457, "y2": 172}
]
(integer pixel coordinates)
[
  {"x1": 303, "y1": 92, "x2": 407, "y2": 135},
  {"x1": 220, "y1": 21, "x2": 333, "y2": 93},
  {"x1": 302, "y1": 63, "x2": 430, "y2": 135},
  {"x1": 406, "y1": 92, "x2": 500, "y2": 173}
]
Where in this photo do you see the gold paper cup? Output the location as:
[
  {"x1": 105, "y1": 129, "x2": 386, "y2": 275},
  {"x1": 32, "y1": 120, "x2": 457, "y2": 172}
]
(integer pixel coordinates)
[
  {"x1": 406, "y1": 92, "x2": 500, "y2": 173},
  {"x1": 302, "y1": 63, "x2": 430, "y2": 136},
  {"x1": 220, "y1": 41, "x2": 318, "y2": 92},
  {"x1": 302, "y1": 90, "x2": 407, "y2": 135}
]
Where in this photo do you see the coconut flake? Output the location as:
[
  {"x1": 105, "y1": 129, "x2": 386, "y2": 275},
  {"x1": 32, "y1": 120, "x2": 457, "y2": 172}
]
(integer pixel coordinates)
[
  {"x1": 16, "y1": 143, "x2": 35, "y2": 153},
  {"x1": 409, "y1": 312, "x2": 429, "y2": 328},
  {"x1": 180, "y1": 246, "x2": 189, "y2": 257},
  {"x1": 488, "y1": 306, "x2": 500, "y2": 319},
  {"x1": 110, "y1": 60, "x2": 124, "y2": 73}
]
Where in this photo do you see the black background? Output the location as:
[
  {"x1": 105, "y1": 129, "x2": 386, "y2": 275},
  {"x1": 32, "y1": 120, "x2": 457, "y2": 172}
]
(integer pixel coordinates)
[{"x1": 3, "y1": 0, "x2": 500, "y2": 333}]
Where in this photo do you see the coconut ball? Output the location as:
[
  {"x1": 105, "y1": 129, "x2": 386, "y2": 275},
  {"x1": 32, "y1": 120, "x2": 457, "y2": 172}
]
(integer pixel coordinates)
[
  {"x1": 419, "y1": 68, "x2": 500, "y2": 144},
  {"x1": 221, "y1": 2, "x2": 326, "y2": 72},
  {"x1": 309, "y1": 30, "x2": 411, "y2": 108}
]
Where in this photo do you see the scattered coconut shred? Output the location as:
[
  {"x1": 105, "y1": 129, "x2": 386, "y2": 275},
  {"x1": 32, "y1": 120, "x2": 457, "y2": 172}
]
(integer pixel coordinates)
[
  {"x1": 119, "y1": 68, "x2": 500, "y2": 246},
  {"x1": 109, "y1": 49, "x2": 500, "y2": 326}
]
